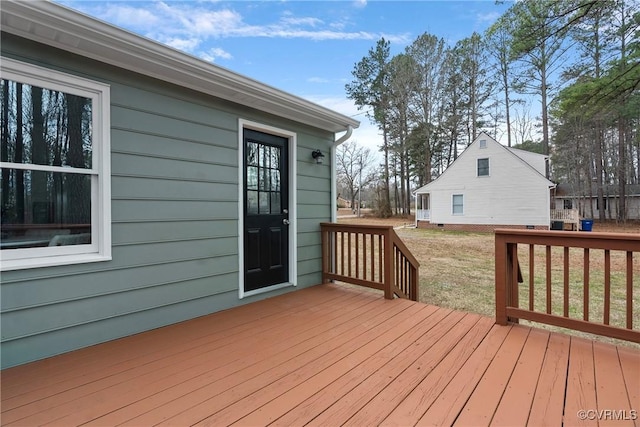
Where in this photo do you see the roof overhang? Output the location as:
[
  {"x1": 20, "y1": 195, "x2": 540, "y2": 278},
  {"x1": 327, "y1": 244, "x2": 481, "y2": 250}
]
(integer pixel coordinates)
[{"x1": 0, "y1": 0, "x2": 360, "y2": 134}]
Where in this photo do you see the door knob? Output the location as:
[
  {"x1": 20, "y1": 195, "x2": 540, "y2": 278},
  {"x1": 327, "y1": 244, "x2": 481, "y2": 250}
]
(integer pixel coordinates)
[{"x1": 283, "y1": 219, "x2": 290, "y2": 225}]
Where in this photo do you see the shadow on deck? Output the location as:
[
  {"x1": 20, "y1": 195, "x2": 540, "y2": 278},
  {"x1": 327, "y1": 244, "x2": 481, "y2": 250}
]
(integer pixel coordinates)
[{"x1": 2, "y1": 284, "x2": 638, "y2": 426}]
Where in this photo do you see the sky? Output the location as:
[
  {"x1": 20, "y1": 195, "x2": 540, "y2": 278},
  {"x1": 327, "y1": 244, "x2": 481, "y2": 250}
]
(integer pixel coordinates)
[{"x1": 57, "y1": 0, "x2": 514, "y2": 152}]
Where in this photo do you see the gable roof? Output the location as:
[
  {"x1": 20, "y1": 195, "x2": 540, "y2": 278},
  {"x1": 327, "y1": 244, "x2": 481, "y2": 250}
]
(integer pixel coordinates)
[
  {"x1": 0, "y1": 1, "x2": 359, "y2": 134},
  {"x1": 414, "y1": 132, "x2": 555, "y2": 194}
]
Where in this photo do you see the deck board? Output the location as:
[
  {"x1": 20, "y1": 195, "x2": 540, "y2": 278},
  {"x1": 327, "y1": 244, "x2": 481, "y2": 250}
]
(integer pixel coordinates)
[
  {"x1": 453, "y1": 325, "x2": 530, "y2": 426},
  {"x1": 527, "y1": 333, "x2": 571, "y2": 426},
  {"x1": 1, "y1": 283, "x2": 638, "y2": 427},
  {"x1": 564, "y1": 339, "x2": 599, "y2": 427},
  {"x1": 491, "y1": 328, "x2": 550, "y2": 426}
]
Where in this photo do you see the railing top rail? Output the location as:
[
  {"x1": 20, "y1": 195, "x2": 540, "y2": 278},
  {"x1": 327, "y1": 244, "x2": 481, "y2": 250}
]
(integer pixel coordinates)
[
  {"x1": 391, "y1": 229, "x2": 420, "y2": 267},
  {"x1": 320, "y1": 222, "x2": 395, "y2": 232},
  {"x1": 495, "y1": 229, "x2": 639, "y2": 251}
]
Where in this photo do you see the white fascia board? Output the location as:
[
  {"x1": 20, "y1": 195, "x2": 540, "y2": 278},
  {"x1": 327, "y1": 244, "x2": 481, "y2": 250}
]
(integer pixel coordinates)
[{"x1": 1, "y1": 0, "x2": 359, "y2": 134}]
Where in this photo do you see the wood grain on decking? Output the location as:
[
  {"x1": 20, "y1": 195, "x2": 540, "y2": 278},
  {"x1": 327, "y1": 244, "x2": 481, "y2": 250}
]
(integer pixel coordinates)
[{"x1": 2, "y1": 284, "x2": 638, "y2": 426}]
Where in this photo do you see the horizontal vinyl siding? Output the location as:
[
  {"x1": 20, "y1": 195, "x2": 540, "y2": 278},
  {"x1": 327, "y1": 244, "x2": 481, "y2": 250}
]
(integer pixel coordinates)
[
  {"x1": 0, "y1": 35, "x2": 335, "y2": 367},
  {"x1": 295, "y1": 136, "x2": 333, "y2": 287},
  {"x1": 428, "y1": 137, "x2": 550, "y2": 226}
]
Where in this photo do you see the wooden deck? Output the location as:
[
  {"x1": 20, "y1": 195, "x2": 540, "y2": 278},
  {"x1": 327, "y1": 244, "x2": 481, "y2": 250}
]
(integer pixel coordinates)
[{"x1": 2, "y1": 284, "x2": 638, "y2": 426}]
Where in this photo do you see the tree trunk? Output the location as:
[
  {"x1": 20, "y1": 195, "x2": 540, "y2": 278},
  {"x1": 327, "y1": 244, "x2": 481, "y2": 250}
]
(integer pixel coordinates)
[
  {"x1": 15, "y1": 83, "x2": 24, "y2": 223},
  {"x1": 31, "y1": 86, "x2": 49, "y2": 224},
  {"x1": 65, "y1": 93, "x2": 88, "y2": 225},
  {"x1": 618, "y1": 119, "x2": 626, "y2": 222},
  {"x1": 1, "y1": 80, "x2": 10, "y2": 214},
  {"x1": 381, "y1": 122, "x2": 392, "y2": 217}
]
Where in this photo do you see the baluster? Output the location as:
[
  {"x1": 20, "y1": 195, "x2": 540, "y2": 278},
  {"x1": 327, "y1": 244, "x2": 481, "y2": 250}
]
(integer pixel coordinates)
[
  {"x1": 347, "y1": 232, "x2": 352, "y2": 277},
  {"x1": 584, "y1": 248, "x2": 590, "y2": 321},
  {"x1": 604, "y1": 249, "x2": 610, "y2": 325},
  {"x1": 340, "y1": 231, "x2": 345, "y2": 276},
  {"x1": 564, "y1": 247, "x2": 569, "y2": 318},
  {"x1": 378, "y1": 234, "x2": 383, "y2": 284},
  {"x1": 355, "y1": 232, "x2": 360, "y2": 279},
  {"x1": 529, "y1": 244, "x2": 535, "y2": 311},
  {"x1": 546, "y1": 246, "x2": 552, "y2": 314},
  {"x1": 370, "y1": 234, "x2": 374, "y2": 283},
  {"x1": 363, "y1": 232, "x2": 367, "y2": 281},
  {"x1": 627, "y1": 251, "x2": 633, "y2": 329}
]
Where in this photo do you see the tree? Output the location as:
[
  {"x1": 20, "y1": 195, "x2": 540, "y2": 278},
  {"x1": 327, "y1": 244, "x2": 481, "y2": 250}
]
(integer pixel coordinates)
[
  {"x1": 455, "y1": 33, "x2": 494, "y2": 144},
  {"x1": 345, "y1": 38, "x2": 393, "y2": 217},
  {"x1": 486, "y1": 14, "x2": 517, "y2": 147},
  {"x1": 405, "y1": 33, "x2": 447, "y2": 185},
  {"x1": 336, "y1": 140, "x2": 376, "y2": 212},
  {"x1": 387, "y1": 53, "x2": 419, "y2": 215},
  {"x1": 509, "y1": 0, "x2": 573, "y2": 171}
]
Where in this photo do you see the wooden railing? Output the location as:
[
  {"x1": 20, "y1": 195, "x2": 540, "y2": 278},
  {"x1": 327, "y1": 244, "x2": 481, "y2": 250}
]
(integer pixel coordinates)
[
  {"x1": 495, "y1": 229, "x2": 639, "y2": 343},
  {"x1": 550, "y1": 209, "x2": 580, "y2": 230},
  {"x1": 415, "y1": 209, "x2": 430, "y2": 221},
  {"x1": 320, "y1": 223, "x2": 419, "y2": 301}
]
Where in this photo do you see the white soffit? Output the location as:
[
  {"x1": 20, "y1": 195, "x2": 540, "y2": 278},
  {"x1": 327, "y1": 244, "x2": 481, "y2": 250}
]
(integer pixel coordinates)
[{"x1": 0, "y1": 0, "x2": 359, "y2": 134}]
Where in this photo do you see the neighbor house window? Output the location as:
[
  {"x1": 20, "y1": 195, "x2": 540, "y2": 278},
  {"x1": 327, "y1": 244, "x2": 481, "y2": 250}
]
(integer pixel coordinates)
[
  {"x1": 1, "y1": 58, "x2": 111, "y2": 270},
  {"x1": 452, "y1": 194, "x2": 464, "y2": 215},
  {"x1": 479, "y1": 139, "x2": 487, "y2": 149},
  {"x1": 563, "y1": 199, "x2": 573, "y2": 209},
  {"x1": 596, "y1": 198, "x2": 607, "y2": 211},
  {"x1": 477, "y1": 158, "x2": 489, "y2": 176}
]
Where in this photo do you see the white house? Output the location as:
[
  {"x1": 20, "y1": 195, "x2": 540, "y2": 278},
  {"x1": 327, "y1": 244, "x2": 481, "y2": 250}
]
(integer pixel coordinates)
[
  {"x1": 414, "y1": 133, "x2": 556, "y2": 231},
  {"x1": 554, "y1": 183, "x2": 640, "y2": 221}
]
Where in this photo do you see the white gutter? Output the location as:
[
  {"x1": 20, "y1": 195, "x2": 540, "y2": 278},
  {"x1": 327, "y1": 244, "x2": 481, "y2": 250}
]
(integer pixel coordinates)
[{"x1": 330, "y1": 126, "x2": 354, "y2": 222}]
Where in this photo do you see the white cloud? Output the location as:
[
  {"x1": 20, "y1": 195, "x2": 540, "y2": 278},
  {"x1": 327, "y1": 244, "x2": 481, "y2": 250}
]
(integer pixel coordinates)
[
  {"x1": 161, "y1": 37, "x2": 201, "y2": 52},
  {"x1": 279, "y1": 15, "x2": 323, "y2": 27},
  {"x1": 199, "y1": 47, "x2": 233, "y2": 62},
  {"x1": 476, "y1": 11, "x2": 501, "y2": 24},
  {"x1": 308, "y1": 77, "x2": 330, "y2": 84},
  {"x1": 96, "y1": 5, "x2": 161, "y2": 32},
  {"x1": 74, "y1": 1, "x2": 409, "y2": 44},
  {"x1": 353, "y1": 0, "x2": 368, "y2": 9}
]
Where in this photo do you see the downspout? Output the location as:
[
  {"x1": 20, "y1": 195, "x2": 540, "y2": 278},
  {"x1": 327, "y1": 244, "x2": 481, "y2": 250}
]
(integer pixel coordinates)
[{"x1": 331, "y1": 125, "x2": 354, "y2": 222}]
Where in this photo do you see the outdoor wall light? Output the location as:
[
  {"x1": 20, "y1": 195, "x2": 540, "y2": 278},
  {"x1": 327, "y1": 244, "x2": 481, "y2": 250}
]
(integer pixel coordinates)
[{"x1": 311, "y1": 149, "x2": 325, "y2": 164}]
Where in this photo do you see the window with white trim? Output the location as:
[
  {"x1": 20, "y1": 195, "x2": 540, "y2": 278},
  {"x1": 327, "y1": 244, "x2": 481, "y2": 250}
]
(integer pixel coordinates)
[
  {"x1": 452, "y1": 194, "x2": 464, "y2": 215},
  {"x1": 1, "y1": 58, "x2": 111, "y2": 270},
  {"x1": 477, "y1": 158, "x2": 489, "y2": 176}
]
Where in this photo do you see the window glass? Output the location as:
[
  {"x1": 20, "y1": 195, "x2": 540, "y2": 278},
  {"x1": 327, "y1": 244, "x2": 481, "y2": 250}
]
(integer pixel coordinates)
[
  {"x1": 1, "y1": 81, "x2": 92, "y2": 169},
  {"x1": 0, "y1": 58, "x2": 111, "y2": 270},
  {"x1": 452, "y1": 194, "x2": 464, "y2": 215},
  {"x1": 245, "y1": 139, "x2": 283, "y2": 216},
  {"x1": 1, "y1": 80, "x2": 94, "y2": 250},
  {"x1": 477, "y1": 158, "x2": 489, "y2": 176}
]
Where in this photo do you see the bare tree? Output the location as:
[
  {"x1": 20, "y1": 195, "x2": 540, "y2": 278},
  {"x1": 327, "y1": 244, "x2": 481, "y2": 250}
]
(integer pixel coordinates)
[{"x1": 336, "y1": 140, "x2": 376, "y2": 213}]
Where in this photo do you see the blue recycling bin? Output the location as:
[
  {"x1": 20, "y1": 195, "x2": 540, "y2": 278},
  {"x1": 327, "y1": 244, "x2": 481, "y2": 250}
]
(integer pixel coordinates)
[{"x1": 580, "y1": 219, "x2": 593, "y2": 232}]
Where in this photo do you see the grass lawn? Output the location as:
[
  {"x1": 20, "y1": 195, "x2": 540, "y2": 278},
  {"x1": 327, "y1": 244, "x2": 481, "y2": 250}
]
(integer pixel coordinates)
[{"x1": 338, "y1": 215, "x2": 639, "y2": 347}]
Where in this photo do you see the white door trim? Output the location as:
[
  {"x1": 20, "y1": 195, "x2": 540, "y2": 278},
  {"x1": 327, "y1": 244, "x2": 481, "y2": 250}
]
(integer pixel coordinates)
[{"x1": 238, "y1": 119, "x2": 297, "y2": 299}]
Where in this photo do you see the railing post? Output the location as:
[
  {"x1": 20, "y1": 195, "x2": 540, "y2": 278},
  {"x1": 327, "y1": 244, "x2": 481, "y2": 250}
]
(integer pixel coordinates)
[
  {"x1": 321, "y1": 225, "x2": 328, "y2": 283},
  {"x1": 411, "y1": 265, "x2": 418, "y2": 302},
  {"x1": 495, "y1": 232, "x2": 508, "y2": 325},
  {"x1": 383, "y1": 228, "x2": 393, "y2": 299},
  {"x1": 507, "y1": 242, "x2": 519, "y2": 324}
]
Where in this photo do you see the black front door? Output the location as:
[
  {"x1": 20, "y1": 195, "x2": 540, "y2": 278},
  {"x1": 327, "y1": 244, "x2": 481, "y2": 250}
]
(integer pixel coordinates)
[{"x1": 244, "y1": 129, "x2": 289, "y2": 292}]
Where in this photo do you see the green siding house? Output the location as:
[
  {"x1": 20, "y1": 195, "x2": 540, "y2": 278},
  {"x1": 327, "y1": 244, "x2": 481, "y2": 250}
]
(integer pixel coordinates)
[{"x1": 0, "y1": 1, "x2": 358, "y2": 368}]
